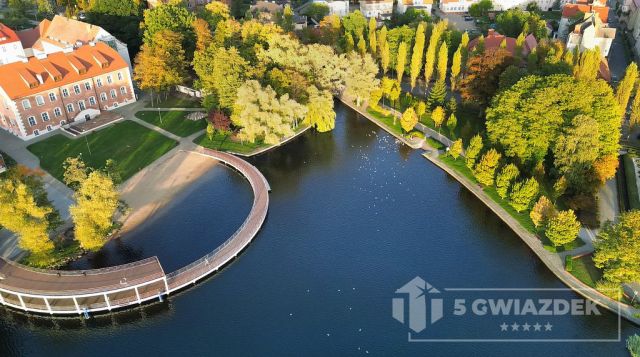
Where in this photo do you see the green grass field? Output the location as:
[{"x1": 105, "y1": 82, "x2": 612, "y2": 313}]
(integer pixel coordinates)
[
  {"x1": 366, "y1": 106, "x2": 403, "y2": 136},
  {"x1": 195, "y1": 132, "x2": 267, "y2": 155},
  {"x1": 145, "y1": 95, "x2": 202, "y2": 108},
  {"x1": 27, "y1": 121, "x2": 178, "y2": 182},
  {"x1": 570, "y1": 255, "x2": 603, "y2": 288},
  {"x1": 137, "y1": 111, "x2": 207, "y2": 137}
]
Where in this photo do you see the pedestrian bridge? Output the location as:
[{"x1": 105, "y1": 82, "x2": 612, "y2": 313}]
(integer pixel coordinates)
[{"x1": 0, "y1": 149, "x2": 270, "y2": 315}]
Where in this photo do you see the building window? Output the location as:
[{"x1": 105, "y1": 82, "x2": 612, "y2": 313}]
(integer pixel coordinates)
[
  {"x1": 49, "y1": 92, "x2": 56, "y2": 102},
  {"x1": 100, "y1": 93, "x2": 107, "y2": 101},
  {"x1": 27, "y1": 116, "x2": 36, "y2": 126},
  {"x1": 73, "y1": 85, "x2": 81, "y2": 95},
  {"x1": 46, "y1": 125, "x2": 52, "y2": 131},
  {"x1": 78, "y1": 100, "x2": 86, "y2": 111},
  {"x1": 54, "y1": 107, "x2": 62, "y2": 117},
  {"x1": 22, "y1": 99, "x2": 31, "y2": 110},
  {"x1": 120, "y1": 86, "x2": 127, "y2": 95},
  {"x1": 66, "y1": 103, "x2": 74, "y2": 113},
  {"x1": 117, "y1": 72, "x2": 123, "y2": 81},
  {"x1": 62, "y1": 88, "x2": 69, "y2": 97},
  {"x1": 110, "y1": 89, "x2": 116, "y2": 99},
  {"x1": 96, "y1": 78, "x2": 103, "y2": 87},
  {"x1": 89, "y1": 96, "x2": 96, "y2": 106},
  {"x1": 60, "y1": 120, "x2": 66, "y2": 125},
  {"x1": 84, "y1": 82, "x2": 91, "y2": 90},
  {"x1": 34, "y1": 129, "x2": 39, "y2": 136},
  {"x1": 107, "y1": 75, "x2": 113, "y2": 84},
  {"x1": 35, "y1": 96, "x2": 45, "y2": 106},
  {"x1": 41, "y1": 112, "x2": 50, "y2": 121}
]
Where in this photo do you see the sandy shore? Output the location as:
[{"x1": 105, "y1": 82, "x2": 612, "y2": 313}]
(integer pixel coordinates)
[{"x1": 118, "y1": 150, "x2": 218, "y2": 234}]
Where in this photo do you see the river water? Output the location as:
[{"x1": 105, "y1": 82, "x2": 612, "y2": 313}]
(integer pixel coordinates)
[{"x1": 0, "y1": 102, "x2": 637, "y2": 356}]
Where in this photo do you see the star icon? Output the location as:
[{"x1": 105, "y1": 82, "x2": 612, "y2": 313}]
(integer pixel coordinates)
[
  {"x1": 522, "y1": 323, "x2": 531, "y2": 331},
  {"x1": 544, "y1": 322, "x2": 553, "y2": 331},
  {"x1": 500, "y1": 322, "x2": 508, "y2": 331},
  {"x1": 511, "y1": 322, "x2": 520, "y2": 331},
  {"x1": 533, "y1": 323, "x2": 542, "y2": 331}
]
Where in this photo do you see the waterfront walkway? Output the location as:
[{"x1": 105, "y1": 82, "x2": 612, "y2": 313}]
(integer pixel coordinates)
[{"x1": 0, "y1": 149, "x2": 270, "y2": 315}]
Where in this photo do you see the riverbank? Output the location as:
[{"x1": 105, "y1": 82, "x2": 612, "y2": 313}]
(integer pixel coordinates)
[{"x1": 118, "y1": 150, "x2": 219, "y2": 234}]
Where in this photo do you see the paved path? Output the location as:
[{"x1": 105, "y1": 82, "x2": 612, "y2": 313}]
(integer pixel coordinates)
[{"x1": 0, "y1": 149, "x2": 270, "y2": 315}]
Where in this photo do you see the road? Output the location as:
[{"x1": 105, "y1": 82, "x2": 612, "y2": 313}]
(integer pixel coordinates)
[{"x1": 608, "y1": 0, "x2": 632, "y2": 81}]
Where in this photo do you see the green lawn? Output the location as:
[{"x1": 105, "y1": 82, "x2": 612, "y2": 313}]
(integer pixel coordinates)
[
  {"x1": 426, "y1": 137, "x2": 445, "y2": 150},
  {"x1": 541, "y1": 235, "x2": 585, "y2": 253},
  {"x1": 27, "y1": 121, "x2": 178, "y2": 182},
  {"x1": 145, "y1": 95, "x2": 202, "y2": 108},
  {"x1": 570, "y1": 255, "x2": 603, "y2": 288},
  {"x1": 539, "y1": 11, "x2": 562, "y2": 21},
  {"x1": 366, "y1": 106, "x2": 403, "y2": 136},
  {"x1": 623, "y1": 153, "x2": 640, "y2": 210},
  {"x1": 195, "y1": 132, "x2": 267, "y2": 155},
  {"x1": 136, "y1": 111, "x2": 207, "y2": 137}
]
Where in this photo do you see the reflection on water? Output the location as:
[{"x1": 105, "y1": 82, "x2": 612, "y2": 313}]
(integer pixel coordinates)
[{"x1": 0, "y1": 102, "x2": 637, "y2": 356}]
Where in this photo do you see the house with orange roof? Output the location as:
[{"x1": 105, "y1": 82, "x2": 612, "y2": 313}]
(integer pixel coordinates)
[
  {"x1": 0, "y1": 42, "x2": 136, "y2": 140},
  {"x1": 360, "y1": 0, "x2": 394, "y2": 19},
  {"x1": 397, "y1": 0, "x2": 433, "y2": 14},
  {"x1": 467, "y1": 29, "x2": 537, "y2": 56},
  {"x1": 565, "y1": 11, "x2": 615, "y2": 57},
  {"x1": 558, "y1": 1, "x2": 609, "y2": 39},
  {"x1": 15, "y1": 16, "x2": 131, "y2": 68},
  {"x1": 0, "y1": 23, "x2": 26, "y2": 65}
]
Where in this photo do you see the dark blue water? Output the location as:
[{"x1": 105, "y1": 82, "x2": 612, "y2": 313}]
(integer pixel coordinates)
[{"x1": 0, "y1": 102, "x2": 637, "y2": 356}]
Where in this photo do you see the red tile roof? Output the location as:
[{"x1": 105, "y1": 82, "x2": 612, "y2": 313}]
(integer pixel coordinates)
[
  {"x1": 0, "y1": 23, "x2": 20, "y2": 45},
  {"x1": 0, "y1": 42, "x2": 128, "y2": 100},
  {"x1": 562, "y1": 4, "x2": 608, "y2": 23}
]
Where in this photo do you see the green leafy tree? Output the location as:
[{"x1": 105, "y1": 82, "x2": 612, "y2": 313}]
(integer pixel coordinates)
[
  {"x1": 194, "y1": 46, "x2": 248, "y2": 110},
  {"x1": 437, "y1": 41, "x2": 448, "y2": 83},
  {"x1": 342, "y1": 10, "x2": 367, "y2": 37},
  {"x1": 509, "y1": 177, "x2": 539, "y2": 212},
  {"x1": 459, "y1": 48, "x2": 514, "y2": 106},
  {"x1": 344, "y1": 32, "x2": 355, "y2": 52},
  {"x1": 593, "y1": 210, "x2": 640, "y2": 283},
  {"x1": 206, "y1": 122, "x2": 215, "y2": 141},
  {"x1": 401, "y1": 107, "x2": 418, "y2": 132},
  {"x1": 486, "y1": 75, "x2": 621, "y2": 169},
  {"x1": 553, "y1": 115, "x2": 601, "y2": 193},
  {"x1": 303, "y1": 2, "x2": 329, "y2": 22},
  {"x1": 426, "y1": 80, "x2": 446, "y2": 109},
  {"x1": 103, "y1": 159, "x2": 122, "y2": 185},
  {"x1": 357, "y1": 32, "x2": 367, "y2": 55},
  {"x1": 410, "y1": 23, "x2": 426, "y2": 89},
  {"x1": 627, "y1": 334, "x2": 640, "y2": 357},
  {"x1": 545, "y1": 209, "x2": 580, "y2": 246},
  {"x1": 474, "y1": 148, "x2": 501, "y2": 186},
  {"x1": 380, "y1": 40, "x2": 390, "y2": 74},
  {"x1": 495, "y1": 163, "x2": 519, "y2": 199},
  {"x1": 142, "y1": 2, "x2": 195, "y2": 52},
  {"x1": 63, "y1": 155, "x2": 88, "y2": 189},
  {"x1": 447, "y1": 113, "x2": 457, "y2": 132},
  {"x1": 465, "y1": 134, "x2": 483, "y2": 168},
  {"x1": 616, "y1": 62, "x2": 638, "y2": 116},
  {"x1": 279, "y1": 4, "x2": 295, "y2": 32},
  {"x1": 377, "y1": 25, "x2": 388, "y2": 57},
  {"x1": 631, "y1": 85, "x2": 640, "y2": 127},
  {"x1": 193, "y1": 18, "x2": 213, "y2": 52},
  {"x1": 415, "y1": 101, "x2": 427, "y2": 118},
  {"x1": 468, "y1": 0, "x2": 493, "y2": 18}
]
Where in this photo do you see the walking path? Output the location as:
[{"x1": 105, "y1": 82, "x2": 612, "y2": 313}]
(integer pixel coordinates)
[{"x1": 0, "y1": 149, "x2": 270, "y2": 315}]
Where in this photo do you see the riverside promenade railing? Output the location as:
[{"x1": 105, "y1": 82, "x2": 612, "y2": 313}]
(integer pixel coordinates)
[{"x1": 0, "y1": 149, "x2": 270, "y2": 316}]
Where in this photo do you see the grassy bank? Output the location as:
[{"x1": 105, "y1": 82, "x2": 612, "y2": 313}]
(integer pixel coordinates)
[
  {"x1": 570, "y1": 255, "x2": 603, "y2": 288},
  {"x1": 623, "y1": 153, "x2": 640, "y2": 210},
  {"x1": 145, "y1": 95, "x2": 202, "y2": 108},
  {"x1": 28, "y1": 121, "x2": 178, "y2": 182},
  {"x1": 366, "y1": 106, "x2": 403, "y2": 136},
  {"x1": 137, "y1": 111, "x2": 207, "y2": 137},
  {"x1": 195, "y1": 133, "x2": 267, "y2": 155}
]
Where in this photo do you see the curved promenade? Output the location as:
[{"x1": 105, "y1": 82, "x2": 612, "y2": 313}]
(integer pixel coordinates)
[{"x1": 0, "y1": 149, "x2": 270, "y2": 315}]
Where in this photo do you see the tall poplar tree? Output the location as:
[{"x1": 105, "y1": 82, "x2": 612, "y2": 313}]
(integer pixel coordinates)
[
  {"x1": 616, "y1": 62, "x2": 639, "y2": 117},
  {"x1": 368, "y1": 17, "x2": 377, "y2": 55},
  {"x1": 410, "y1": 23, "x2": 426, "y2": 89},
  {"x1": 451, "y1": 45, "x2": 462, "y2": 91},
  {"x1": 381, "y1": 40, "x2": 390, "y2": 74},
  {"x1": 437, "y1": 41, "x2": 448, "y2": 83},
  {"x1": 424, "y1": 21, "x2": 447, "y2": 86},
  {"x1": 396, "y1": 42, "x2": 408, "y2": 83}
]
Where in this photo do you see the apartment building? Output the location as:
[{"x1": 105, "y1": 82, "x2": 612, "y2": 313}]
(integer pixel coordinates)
[{"x1": 0, "y1": 42, "x2": 135, "y2": 140}]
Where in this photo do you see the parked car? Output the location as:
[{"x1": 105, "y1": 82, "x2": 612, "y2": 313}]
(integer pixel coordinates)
[{"x1": 464, "y1": 16, "x2": 474, "y2": 21}]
